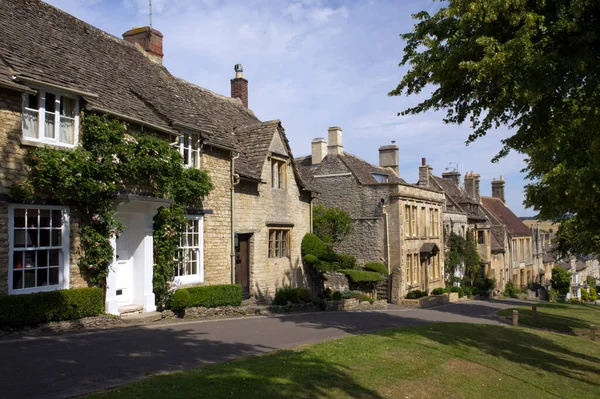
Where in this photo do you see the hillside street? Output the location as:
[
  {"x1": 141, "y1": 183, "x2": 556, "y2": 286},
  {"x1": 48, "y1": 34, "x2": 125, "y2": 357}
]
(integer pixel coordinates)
[{"x1": 0, "y1": 300, "x2": 526, "y2": 399}]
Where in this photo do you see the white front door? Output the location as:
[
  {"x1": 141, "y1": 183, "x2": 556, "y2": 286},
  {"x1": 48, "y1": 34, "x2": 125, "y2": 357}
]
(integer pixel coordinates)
[{"x1": 115, "y1": 217, "x2": 133, "y2": 305}]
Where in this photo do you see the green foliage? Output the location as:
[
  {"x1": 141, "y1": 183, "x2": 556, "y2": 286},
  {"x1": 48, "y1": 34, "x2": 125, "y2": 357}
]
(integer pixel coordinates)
[
  {"x1": 302, "y1": 254, "x2": 320, "y2": 266},
  {"x1": 185, "y1": 284, "x2": 243, "y2": 308},
  {"x1": 312, "y1": 205, "x2": 352, "y2": 244},
  {"x1": 153, "y1": 205, "x2": 186, "y2": 310},
  {"x1": 297, "y1": 287, "x2": 313, "y2": 302},
  {"x1": 339, "y1": 269, "x2": 385, "y2": 283},
  {"x1": 450, "y1": 286, "x2": 464, "y2": 298},
  {"x1": 0, "y1": 288, "x2": 103, "y2": 327},
  {"x1": 341, "y1": 290, "x2": 356, "y2": 299},
  {"x1": 569, "y1": 298, "x2": 581, "y2": 304},
  {"x1": 311, "y1": 298, "x2": 327, "y2": 310},
  {"x1": 406, "y1": 290, "x2": 428, "y2": 300},
  {"x1": 301, "y1": 233, "x2": 337, "y2": 262},
  {"x1": 431, "y1": 287, "x2": 445, "y2": 295},
  {"x1": 581, "y1": 288, "x2": 589, "y2": 302},
  {"x1": 503, "y1": 282, "x2": 526, "y2": 299},
  {"x1": 363, "y1": 262, "x2": 388, "y2": 276},
  {"x1": 391, "y1": 0, "x2": 600, "y2": 255},
  {"x1": 13, "y1": 114, "x2": 213, "y2": 287},
  {"x1": 332, "y1": 291, "x2": 342, "y2": 301},
  {"x1": 551, "y1": 267, "x2": 572, "y2": 297},
  {"x1": 444, "y1": 231, "x2": 482, "y2": 284},
  {"x1": 548, "y1": 288, "x2": 560, "y2": 303},
  {"x1": 171, "y1": 289, "x2": 191, "y2": 311},
  {"x1": 589, "y1": 286, "x2": 598, "y2": 301},
  {"x1": 273, "y1": 286, "x2": 313, "y2": 305},
  {"x1": 323, "y1": 287, "x2": 333, "y2": 301},
  {"x1": 586, "y1": 276, "x2": 596, "y2": 288},
  {"x1": 336, "y1": 253, "x2": 357, "y2": 270},
  {"x1": 317, "y1": 261, "x2": 341, "y2": 273}
]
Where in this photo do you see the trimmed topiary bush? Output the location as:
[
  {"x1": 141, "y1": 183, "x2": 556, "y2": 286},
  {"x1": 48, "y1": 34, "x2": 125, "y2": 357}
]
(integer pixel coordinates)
[
  {"x1": 332, "y1": 291, "x2": 342, "y2": 300},
  {"x1": 339, "y1": 269, "x2": 385, "y2": 283},
  {"x1": 317, "y1": 261, "x2": 341, "y2": 273},
  {"x1": 302, "y1": 254, "x2": 320, "y2": 266},
  {"x1": 406, "y1": 290, "x2": 428, "y2": 299},
  {"x1": 431, "y1": 287, "x2": 445, "y2": 295},
  {"x1": 0, "y1": 288, "x2": 104, "y2": 327},
  {"x1": 337, "y1": 253, "x2": 357, "y2": 269},
  {"x1": 363, "y1": 262, "x2": 388, "y2": 275},
  {"x1": 301, "y1": 233, "x2": 337, "y2": 262},
  {"x1": 185, "y1": 284, "x2": 243, "y2": 308},
  {"x1": 297, "y1": 287, "x2": 313, "y2": 302},
  {"x1": 171, "y1": 288, "x2": 191, "y2": 311}
]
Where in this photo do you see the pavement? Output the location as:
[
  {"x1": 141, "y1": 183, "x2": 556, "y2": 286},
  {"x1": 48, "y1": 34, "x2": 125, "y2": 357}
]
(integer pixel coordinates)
[{"x1": 0, "y1": 299, "x2": 531, "y2": 399}]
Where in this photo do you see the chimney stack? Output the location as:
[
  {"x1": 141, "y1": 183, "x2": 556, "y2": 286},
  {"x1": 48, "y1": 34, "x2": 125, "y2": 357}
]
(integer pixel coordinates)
[
  {"x1": 491, "y1": 175, "x2": 506, "y2": 203},
  {"x1": 327, "y1": 127, "x2": 343, "y2": 156},
  {"x1": 464, "y1": 172, "x2": 481, "y2": 202},
  {"x1": 123, "y1": 27, "x2": 164, "y2": 64},
  {"x1": 378, "y1": 141, "x2": 399, "y2": 175},
  {"x1": 231, "y1": 64, "x2": 248, "y2": 108},
  {"x1": 418, "y1": 158, "x2": 431, "y2": 187},
  {"x1": 311, "y1": 137, "x2": 327, "y2": 165},
  {"x1": 441, "y1": 170, "x2": 461, "y2": 187}
]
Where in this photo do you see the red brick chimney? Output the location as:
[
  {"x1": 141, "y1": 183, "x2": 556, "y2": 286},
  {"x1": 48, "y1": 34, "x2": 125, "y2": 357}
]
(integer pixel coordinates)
[
  {"x1": 231, "y1": 64, "x2": 248, "y2": 108},
  {"x1": 123, "y1": 27, "x2": 164, "y2": 64}
]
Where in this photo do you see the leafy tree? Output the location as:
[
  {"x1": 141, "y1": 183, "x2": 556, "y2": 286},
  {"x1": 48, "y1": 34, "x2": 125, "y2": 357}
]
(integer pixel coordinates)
[
  {"x1": 312, "y1": 205, "x2": 352, "y2": 244},
  {"x1": 586, "y1": 275, "x2": 596, "y2": 288},
  {"x1": 444, "y1": 230, "x2": 482, "y2": 284},
  {"x1": 551, "y1": 266, "x2": 572, "y2": 297},
  {"x1": 390, "y1": 0, "x2": 600, "y2": 255}
]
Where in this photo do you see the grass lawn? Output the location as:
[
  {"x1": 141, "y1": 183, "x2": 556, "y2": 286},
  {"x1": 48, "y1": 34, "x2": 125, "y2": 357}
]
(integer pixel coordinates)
[
  {"x1": 87, "y1": 323, "x2": 600, "y2": 399},
  {"x1": 497, "y1": 302, "x2": 600, "y2": 337}
]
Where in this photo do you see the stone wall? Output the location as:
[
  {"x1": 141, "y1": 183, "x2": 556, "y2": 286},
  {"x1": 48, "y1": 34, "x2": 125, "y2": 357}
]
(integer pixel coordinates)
[
  {"x1": 235, "y1": 138, "x2": 311, "y2": 300},
  {"x1": 323, "y1": 272, "x2": 349, "y2": 293},
  {"x1": 399, "y1": 292, "x2": 456, "y2": 308},
  {"x1": 201, "y1": 147, "x2": 233, "y2": 285}
]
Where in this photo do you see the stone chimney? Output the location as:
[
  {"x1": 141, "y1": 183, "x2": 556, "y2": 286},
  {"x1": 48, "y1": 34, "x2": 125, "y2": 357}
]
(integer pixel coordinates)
[
  {"x1": 311, "y1": 137, "x2": 327, "y2": 165},
  {"x1": 464, "y1": 172, "x2": 481, "y2": 202},
  {"x1": 123, "y1": 27, "x2": 164, "y2": 64},
  {"x1": 379, "y1": 141, "x2": 399, "y2": 175},
  {"x1": 441, "y1": 170, "x2": 461, "y2": 187},
  {"x1": 492, "y1": 176, "x2": 506, "y2": 203},
  {"x1": 231, "y1": 64, "x2": 248, "y2": 108},
  {"x1": 418, "y1": 158, "x2": 431, "y2": 187},
  {"x1": 327, "y1": 127, "x2": 343, "y2": 156}
]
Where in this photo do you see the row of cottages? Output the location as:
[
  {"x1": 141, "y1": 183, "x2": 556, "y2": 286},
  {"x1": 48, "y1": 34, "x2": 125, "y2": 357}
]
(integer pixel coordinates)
[
  {"x1": 295, "y1": 129, "x2": 445, "y2": 302},
  {"x1": 556, "y1": 256, "x2": 600, "y2": 300},
  {"x1": 0, "y1": 0, "x2": 311, "y2": 314}
]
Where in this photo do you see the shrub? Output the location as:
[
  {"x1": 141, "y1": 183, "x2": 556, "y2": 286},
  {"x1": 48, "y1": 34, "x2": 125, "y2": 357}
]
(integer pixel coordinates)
[
  {"x1": 317, "y1": 261, "x2": 341, "y2": 273},
  {"x1": 551, "y1": 266, "x2": 572, "y2": 297},
  {"x1": 341, "y1": 290, "x2": 356, "y2": 299},
  {"x1": 406, "y1": 290, "x2": 428, "y2": 299},
  {"x1": 301, "y1": 233, "x2": 337, "y2": 262},
  {"x1": 589, "y1": 286, "x2": 598, "y2": 301},
  {"x1": 171, "y1": 289, "x2": 190, "y2": 311},
  {"x1": 337, "y1": 253, "x2": 357, "y2": 269},
  {"x1": 586, "y1": 275, "x2": 596, "y2": 288},
  {"x1": 450, "y1": 286, "x2": 464, "y2": 298},
  {"x1": 332, "y1": 291, "x2": 342, "y2": 300},
  {"x1": 186, "y1": 284, "x2": 243, "y2": 308},
  {"x1": 581, "y1": 288, "x2": 589, "y2": 302},
  {"x1": 297, "y1": 287, "x2": 313, "y2": 302},
  {"x1": 358, "y1": 294, "x2": 374, "y2": 304},
  {"x1": 569, "y1": 297, "x2": 581, "y2": 304},
  {"x1": 503, "y1": 281, "x2": 526, "y2": 298},
  {"x1": 273, "y1": 286, "x2": 298, "y2": 305},
  {"x1": 339, "y1": 269, "x2": 385, "y2": 283},
  {"x1": 312, "y1": 205, "x2": 352, "y2": 244},
  {"x1": 324, "y1": 287, "x2": 333, "y2": 301},
  {"x1": 431, "y1": 287, "x2": 445, "y2": 295},
  {"x1": 0, "y1": 288, "x2": 104, "y2": 327},
  {"x1": 302, "y1": 254, "x2": 320, "y2": 266},
  {"x1": 363, "y1": 262, "x2": 388, "y2": 275},
  {"x1": 312, "y1": 298, "x2": 327, "y2": 311}
]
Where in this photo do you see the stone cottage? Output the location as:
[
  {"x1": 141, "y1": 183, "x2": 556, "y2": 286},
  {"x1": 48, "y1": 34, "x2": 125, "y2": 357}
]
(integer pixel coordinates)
[
  {"x1": 481, "y1": 178, "x2": 534, "y2": 290},
  {"x1": 296, "y1": 129, "x2": 445, "y2": 302},
  {"x1": 0, "y1": 0, "x2": 311, "y2": 314},
  {"x1": 427, "y1": 170, "x2": 492, "y2": 282}
]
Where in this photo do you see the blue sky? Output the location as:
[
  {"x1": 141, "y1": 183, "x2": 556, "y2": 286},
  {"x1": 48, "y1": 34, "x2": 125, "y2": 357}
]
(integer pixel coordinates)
[{"x1": 45, "y1": 0, "x2": 533, "y2": 216}]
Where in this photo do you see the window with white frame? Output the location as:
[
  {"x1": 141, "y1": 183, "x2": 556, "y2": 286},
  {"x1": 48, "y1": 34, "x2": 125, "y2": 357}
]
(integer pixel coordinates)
[
  {"x1": 372, "y1": 173, "x2": 389, "y2": 183},
  {"x1": 22, "y1": 91, "x2": 79, "y2": 146},
  {"x1": 175, "y1": 215, "x2": 204, "y2": 283},
  {"x1": 9, "y1": 205, "x2": 70, "y2": 294},
  {"x1": 179, "y1": 132, "x2": 201, "y2": 169}
]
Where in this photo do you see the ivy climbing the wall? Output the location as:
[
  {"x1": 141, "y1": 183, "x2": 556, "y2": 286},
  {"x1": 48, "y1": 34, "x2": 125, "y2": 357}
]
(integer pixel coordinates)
[{"x1": 12, "y1": 114, "x2": 213, "y2": 294}]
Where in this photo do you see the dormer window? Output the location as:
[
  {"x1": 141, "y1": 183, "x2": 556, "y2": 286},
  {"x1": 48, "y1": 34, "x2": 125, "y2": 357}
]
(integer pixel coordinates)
[
  {"x1": 272, "y1": 158, "x2": 286, "y2": 189},
  {"x1": 179, "y1": 132, "x2": 201, "y2": 169},
  {"x1": 22, "y1": 91, "x2": 79, "y2": 147},
  {"x1": 372, "y1": 173, "x2": 389, "y2": 183}
]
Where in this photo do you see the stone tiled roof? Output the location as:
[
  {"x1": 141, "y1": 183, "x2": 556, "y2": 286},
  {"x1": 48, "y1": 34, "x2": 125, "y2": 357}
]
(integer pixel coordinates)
[
  {"x1": 490, "y1": 226, "x2": 505, "y2": 252},
  {"x1": 481, "y1": 196, "x2": 531, "y2": 236},
  {"x1": 294, "y1": 152, "x2": 406, "y2": 187},
  {"x1": 0, "y1": 0, "x2": 279, "y2": 180}
]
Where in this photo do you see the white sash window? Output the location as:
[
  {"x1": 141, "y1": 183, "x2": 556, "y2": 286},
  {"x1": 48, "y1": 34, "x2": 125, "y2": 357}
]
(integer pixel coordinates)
[
  {"x1": 175, "y1": 215, "x2": 204, "y2": 284},
  {"x1": 22, "y1": 91, "x2": 79, "y2": 147},
  {"x1": 179, "y1": 132, "x2": 201, "y2": 169}
]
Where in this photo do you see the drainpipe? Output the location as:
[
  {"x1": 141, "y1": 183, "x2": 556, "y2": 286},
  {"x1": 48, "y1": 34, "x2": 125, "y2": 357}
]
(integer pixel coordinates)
[
  {"x1": 382, "y1": 205, "x2": 390, "y2": 274},
  {"x1": 230, "y1": 152, "x2": 240, "y2": 284}
]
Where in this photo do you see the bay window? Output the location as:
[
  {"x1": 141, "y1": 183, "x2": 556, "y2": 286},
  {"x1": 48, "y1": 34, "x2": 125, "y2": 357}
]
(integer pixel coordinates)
[
  {"x1": 8, "y1": 205, "x2": 70, "y2": 294},
  {"x1": 22, "y1": 91, "x2": 78, "y2": 147}
]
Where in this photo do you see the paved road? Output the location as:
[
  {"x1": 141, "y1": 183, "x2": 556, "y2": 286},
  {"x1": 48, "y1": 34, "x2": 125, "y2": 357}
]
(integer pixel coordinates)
[{"x1": 0, "y1": 299, "x2": 527, "y2": 399}]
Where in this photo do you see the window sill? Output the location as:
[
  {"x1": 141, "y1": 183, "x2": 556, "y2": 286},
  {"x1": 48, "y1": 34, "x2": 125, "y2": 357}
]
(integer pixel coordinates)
[
  {"x1": 9, "y1": 283, "x2": 68, "y2": 295},
  {"x1": 21, "y1": 138, "x2": 76, "y2": 150}
]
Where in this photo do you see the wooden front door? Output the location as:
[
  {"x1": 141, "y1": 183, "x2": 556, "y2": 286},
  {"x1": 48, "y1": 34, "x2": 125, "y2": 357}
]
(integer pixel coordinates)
[{"x1": 235, "y1": 234, "x2": 251, "y2": 298}]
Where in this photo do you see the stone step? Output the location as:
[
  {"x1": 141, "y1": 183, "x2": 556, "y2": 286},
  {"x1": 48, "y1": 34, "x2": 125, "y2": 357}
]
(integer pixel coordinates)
[{"x1": 118, "y1": 304, "x2": 143, "y2": 316}]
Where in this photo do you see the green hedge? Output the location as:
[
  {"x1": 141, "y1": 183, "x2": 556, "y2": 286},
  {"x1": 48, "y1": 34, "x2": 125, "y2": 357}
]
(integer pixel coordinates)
[
  {"x1": 337, "y1": 253, "x2": 357, "y2": 269},
  {"x1": 431, "y1": 287, "x2": 445, "y2": 295},
  {"x1": 0, "y1": 288, "x2": 104, "y2": 327},
  {"x1": 406, "y1": 289, "x2": 428, "y2": 299},
  {"x1": 363, "y1": 262, "x2": 388, "y2": 275},
  {"x1": 301, "y1": 233, "x2": 337, "y2": 262},
  {"x1": 339, "y1": 269, "x2": 385, "y2": 283},
  {"x1": 184, "y1": 284, "x2": 243, "y2": 308},
  {"x1": 273, "y1": 286, "x2": 313, "y2": 305}
]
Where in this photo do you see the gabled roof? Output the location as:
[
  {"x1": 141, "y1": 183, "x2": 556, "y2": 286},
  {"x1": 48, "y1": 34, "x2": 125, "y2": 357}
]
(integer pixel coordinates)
[
  {"x1": 481, "y1": 196, "x2": 531, "y2": 236},
  {"x1": 294, "y1": 152, "x2": 406, "y2": 187},
  {"x1": 0, "y1": 0, "x2": 270, "y2": 178}
]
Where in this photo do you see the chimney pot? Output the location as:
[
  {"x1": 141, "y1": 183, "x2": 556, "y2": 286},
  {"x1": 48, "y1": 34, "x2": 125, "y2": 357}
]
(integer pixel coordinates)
[
  {"x1": 418, "y1": 159, "x2": 432, "y2": 187},
  {"x1": 231, "y1": 63, "x2": 248, "y2": 108},
  {"x1": 327, "y1": 127, "x2": 343, "y2": 156},
  {"x1": 422, "y1": 157, "x2": 427, "y2": 166},
  {"x1": 123, "y1": 27, "x2": 164, "y2": 64}
]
